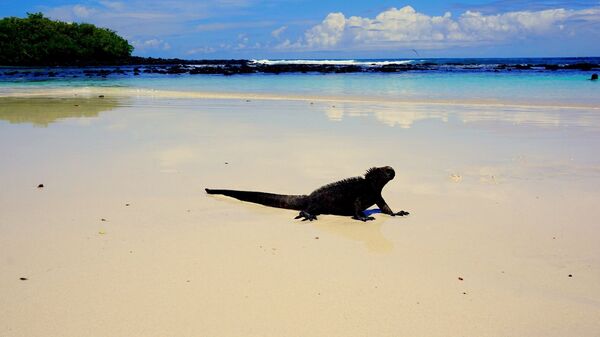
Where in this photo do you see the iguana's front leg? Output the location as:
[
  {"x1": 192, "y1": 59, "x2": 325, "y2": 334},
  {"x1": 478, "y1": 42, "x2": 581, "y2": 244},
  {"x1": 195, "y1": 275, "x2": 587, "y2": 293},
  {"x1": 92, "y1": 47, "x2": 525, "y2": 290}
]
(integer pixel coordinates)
[
  {"x1": 352, "y1": 198, "x2": 375, "y2": 222},
  {"x1": 377, "y1": 197, "x2": 410, "y2": 216}
]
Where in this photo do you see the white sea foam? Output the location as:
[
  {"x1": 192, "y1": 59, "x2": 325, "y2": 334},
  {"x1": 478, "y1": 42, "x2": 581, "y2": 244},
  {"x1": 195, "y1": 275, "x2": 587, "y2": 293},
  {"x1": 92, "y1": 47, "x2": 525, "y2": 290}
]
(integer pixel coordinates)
[{"x1": 250, "y1": 59, "x2": 415, "y2": 66}]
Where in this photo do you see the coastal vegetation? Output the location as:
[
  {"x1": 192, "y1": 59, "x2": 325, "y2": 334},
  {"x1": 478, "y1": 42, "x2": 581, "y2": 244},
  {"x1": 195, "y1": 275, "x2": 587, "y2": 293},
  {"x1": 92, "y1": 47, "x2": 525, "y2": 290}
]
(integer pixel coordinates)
[{"x1": 0, "y1": 13, "x2": 133, "y2": 66}]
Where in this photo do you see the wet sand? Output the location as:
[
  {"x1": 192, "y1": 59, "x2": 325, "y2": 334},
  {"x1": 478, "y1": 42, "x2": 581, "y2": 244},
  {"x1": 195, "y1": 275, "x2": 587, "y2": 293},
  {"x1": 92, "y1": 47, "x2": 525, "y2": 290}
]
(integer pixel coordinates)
[{"x1": 1, "y1": 94, "x2": 599, "y2": 336}]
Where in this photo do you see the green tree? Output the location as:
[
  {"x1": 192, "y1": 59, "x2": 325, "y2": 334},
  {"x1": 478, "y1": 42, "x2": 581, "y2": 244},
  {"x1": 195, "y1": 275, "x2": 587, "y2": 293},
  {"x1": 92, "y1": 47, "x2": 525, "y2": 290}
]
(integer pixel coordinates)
[{"x1": 0, "y1": 13, "x2": 133, "y2": 66}]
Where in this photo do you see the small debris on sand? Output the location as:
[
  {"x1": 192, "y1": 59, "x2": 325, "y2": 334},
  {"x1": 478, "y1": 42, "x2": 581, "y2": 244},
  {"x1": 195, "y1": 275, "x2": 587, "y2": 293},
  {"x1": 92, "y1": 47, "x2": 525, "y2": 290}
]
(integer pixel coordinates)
[
  {"x1": 315, "y1": 237, "x2": 319, "y2": 240},
  {"x1": 101, "y1": 218, "x2": 107, "y2": 222},
  {"x1": 450, "y1": 173, "x2": 462, "y2": 183},
  {"x1": 458, "y1": 277, "x2": 464, "y2": 281},
  {"x1": 99, "y1": 230, "x2": 106, "y2": 235},
  {"x1": 37, "y1": 184, "x2": 44, "y2": 188},
  {"x1": 98, "y1": 95, "x2": 105, "y2": 98},
  {"x1": 568, "y1": 274, "x2": 573, "y2": 278},
  {"x1": 19, "y1": 277, "x2": 28, "y2": 281},
  {"x1": 125, "y1": 203, "x2": 130, "y2": 206}
]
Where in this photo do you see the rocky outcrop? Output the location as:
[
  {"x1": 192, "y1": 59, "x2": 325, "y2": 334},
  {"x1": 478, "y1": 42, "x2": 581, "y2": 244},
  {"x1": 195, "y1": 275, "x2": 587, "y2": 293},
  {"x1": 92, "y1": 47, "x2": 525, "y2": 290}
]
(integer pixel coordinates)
[{"x1": 2, "y1": 59, "x2": 599, "y2": 79}]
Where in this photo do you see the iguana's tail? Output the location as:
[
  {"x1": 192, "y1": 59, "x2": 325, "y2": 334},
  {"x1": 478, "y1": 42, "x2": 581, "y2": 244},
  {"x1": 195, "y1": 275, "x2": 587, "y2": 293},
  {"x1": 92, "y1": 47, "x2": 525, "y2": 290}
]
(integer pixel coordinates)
[{"x1": 205, "y1": 188, "x2": 308, "y2": 210}]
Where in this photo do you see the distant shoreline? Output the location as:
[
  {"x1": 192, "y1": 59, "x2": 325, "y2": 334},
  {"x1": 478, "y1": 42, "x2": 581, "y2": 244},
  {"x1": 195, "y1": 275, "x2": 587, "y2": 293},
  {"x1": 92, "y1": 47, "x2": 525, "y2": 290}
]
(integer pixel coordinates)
[{"x1": 1, "y1": 56, "x2": 599, "y2": 77}]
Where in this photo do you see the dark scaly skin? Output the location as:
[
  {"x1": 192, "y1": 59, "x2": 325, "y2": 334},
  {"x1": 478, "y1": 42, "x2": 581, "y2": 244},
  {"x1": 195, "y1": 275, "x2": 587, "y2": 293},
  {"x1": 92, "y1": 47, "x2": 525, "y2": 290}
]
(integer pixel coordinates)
[{"x1": 205, "y1": 166, "x2": 409, "y2": 222}]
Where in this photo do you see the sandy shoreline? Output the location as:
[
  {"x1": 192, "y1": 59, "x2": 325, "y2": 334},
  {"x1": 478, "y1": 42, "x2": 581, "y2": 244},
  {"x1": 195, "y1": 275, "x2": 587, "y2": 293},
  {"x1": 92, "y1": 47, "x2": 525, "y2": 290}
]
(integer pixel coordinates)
[{"x1": 1, "y1": 94, "x2": 600, "y2": 336}]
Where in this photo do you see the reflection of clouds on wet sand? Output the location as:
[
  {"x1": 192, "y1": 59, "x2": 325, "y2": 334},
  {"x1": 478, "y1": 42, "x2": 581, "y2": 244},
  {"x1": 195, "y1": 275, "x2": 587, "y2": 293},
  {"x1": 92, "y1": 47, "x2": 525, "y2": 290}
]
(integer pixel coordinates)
[
  {"x1": 374, "y1": 109, "x2": 448, "y2": 128},
  {"x1": 319, "y1": 101, "x2": 600, "y2": 130},
  {"x1": 324, "y1": 103, "x2": 448, "y2": 128},
  {"x1": 457, "y1": 106, "x2": 600, "y2": 130},
  {"x1": 325, "y1": 105, "x2": 344, "y2": 121}
]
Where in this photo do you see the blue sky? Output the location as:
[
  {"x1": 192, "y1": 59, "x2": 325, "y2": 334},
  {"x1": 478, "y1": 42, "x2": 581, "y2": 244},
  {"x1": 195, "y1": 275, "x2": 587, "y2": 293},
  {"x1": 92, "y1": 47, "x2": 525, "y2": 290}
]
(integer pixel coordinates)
[{"x1": 1, "y1": 0, "x2": 599, "y2": 58}]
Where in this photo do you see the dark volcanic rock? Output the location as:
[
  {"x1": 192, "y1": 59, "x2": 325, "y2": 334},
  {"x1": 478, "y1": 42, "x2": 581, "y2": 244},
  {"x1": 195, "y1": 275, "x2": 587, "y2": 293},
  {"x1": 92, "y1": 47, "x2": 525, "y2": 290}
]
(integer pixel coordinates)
[
  {"x1": 166, "y1": 66, "x2": 189, "y2": 74},
  {"x1": 2, "y1": 58, "x2": 599, "y2": 78},
  {"x1": 564, "y1": 63, "x2": 595, "y2": 71}
]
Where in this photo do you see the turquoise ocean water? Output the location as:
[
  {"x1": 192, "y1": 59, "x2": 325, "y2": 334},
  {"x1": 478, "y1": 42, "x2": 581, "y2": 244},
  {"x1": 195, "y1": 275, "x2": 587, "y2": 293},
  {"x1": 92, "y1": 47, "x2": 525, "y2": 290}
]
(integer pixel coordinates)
[{"x1": 1, "y1": 58, "x2": 599, "y2": 106}]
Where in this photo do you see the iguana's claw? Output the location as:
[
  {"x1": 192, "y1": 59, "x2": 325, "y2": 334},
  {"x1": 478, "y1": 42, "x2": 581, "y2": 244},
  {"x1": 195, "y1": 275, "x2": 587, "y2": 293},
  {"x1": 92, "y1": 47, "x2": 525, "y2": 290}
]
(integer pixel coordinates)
[
  {"x1": 393, "y1": 210, "x2": 410, "y2": 216},
  {"x1": 295, "y1": 210, "x2": 317, "y2": 221},
  {"x1": 352, "y1": 215, "x2": 375, "y2": 222}
]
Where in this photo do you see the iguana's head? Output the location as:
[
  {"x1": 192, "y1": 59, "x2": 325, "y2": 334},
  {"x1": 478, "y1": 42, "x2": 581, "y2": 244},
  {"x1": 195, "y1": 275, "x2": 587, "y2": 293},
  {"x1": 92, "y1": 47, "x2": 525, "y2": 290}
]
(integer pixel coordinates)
[{"x1": 365, "y1": 166, "x2": 395, "y2": 185}]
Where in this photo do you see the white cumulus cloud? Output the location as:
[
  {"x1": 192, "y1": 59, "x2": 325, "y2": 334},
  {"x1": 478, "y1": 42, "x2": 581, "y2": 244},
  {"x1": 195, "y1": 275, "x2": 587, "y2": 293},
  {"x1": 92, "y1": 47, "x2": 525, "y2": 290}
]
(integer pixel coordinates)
[
  {"x1": 186, "y1": 47, "x2": 217, "y2": 55},
  {"x1": 132, "y1": 39, "x2": 171, "y2": 50},
  {"x1": 289, "y1": 5, "x2": 600, "y2": 50},
  {"x1": 72, "y1": 4, "x2": 93, "y2": 18},
  {"x1": 305, "y1": 12, "x2": 346, "y2": 48},
  {"x1": 271, "y1": 25, "x2": 287, "y2": 38}
]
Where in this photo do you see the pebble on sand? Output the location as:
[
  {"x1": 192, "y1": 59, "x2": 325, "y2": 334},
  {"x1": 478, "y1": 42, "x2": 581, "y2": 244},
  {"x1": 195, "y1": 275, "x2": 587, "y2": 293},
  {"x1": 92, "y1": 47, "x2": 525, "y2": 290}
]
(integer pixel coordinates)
[
  {"x1": 450, "y1": 174, "x2": 462, "y2": 183},
  {"x1": 37, "y1": 184, "x2": 44, "y2": 188}
]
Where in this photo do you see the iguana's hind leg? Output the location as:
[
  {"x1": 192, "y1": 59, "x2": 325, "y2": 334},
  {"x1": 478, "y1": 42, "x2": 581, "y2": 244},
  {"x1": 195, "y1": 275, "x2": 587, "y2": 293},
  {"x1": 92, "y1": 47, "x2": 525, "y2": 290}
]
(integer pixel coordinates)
[{"x1": 295, "y1": 210, "x2": 318, "y2": 221}]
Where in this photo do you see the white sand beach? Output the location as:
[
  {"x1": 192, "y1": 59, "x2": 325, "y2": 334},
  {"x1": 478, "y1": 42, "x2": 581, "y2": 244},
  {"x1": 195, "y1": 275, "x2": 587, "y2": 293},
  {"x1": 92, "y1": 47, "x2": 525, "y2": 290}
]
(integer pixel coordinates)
[{"x1": 1, "y1": 92, "x2": 600, "y2": 337}]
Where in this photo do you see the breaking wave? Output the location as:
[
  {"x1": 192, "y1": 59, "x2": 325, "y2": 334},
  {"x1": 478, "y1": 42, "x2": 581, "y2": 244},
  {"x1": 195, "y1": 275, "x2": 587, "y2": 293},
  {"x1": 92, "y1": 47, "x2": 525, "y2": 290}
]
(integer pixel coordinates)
[{"x1": 250, "y1": 59, "x2": 416, "y2": 66}]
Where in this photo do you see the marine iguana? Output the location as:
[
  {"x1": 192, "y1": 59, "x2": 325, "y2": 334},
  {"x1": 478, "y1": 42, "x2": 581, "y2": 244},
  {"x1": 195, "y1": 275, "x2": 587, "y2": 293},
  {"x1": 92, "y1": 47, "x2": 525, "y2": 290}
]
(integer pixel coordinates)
[{"x1": 205, "y1": 166, "x2": 409, "y2": 221}]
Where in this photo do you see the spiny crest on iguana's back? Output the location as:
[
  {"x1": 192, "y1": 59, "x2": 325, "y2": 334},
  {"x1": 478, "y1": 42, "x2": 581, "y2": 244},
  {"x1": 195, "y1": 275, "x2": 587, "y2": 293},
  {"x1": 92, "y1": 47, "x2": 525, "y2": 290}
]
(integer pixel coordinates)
[
  {"x1": 309, "y1": 176, "x2": 364, "y2": 195},
  {"x1": 365, "y1": 166, "x2": 395, "y2": 181},
  {"x1": 365, "y1": 167, "x2": 379, "y2": 179}
]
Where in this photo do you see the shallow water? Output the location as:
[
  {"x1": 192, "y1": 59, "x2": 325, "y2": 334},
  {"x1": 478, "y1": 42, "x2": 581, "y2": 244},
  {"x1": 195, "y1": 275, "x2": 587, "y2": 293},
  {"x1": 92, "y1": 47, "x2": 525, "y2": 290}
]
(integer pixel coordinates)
[{"x1": 2, "y1": 71, "x2": 599, "y2": 107}]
